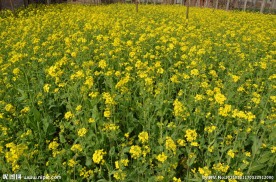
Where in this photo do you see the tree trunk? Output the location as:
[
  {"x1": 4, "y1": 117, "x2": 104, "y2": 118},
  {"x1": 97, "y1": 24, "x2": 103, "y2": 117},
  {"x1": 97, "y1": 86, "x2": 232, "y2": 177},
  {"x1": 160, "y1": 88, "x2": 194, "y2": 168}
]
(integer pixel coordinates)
[
  {"x1": 243, "y1": 0, "x2": 248, "y2": 11},
  {"x1": 237, "y1": 0, "x2": 241, "y2": 9},
  {"x1": 270, "y1": 0, "x2": 276, "y2": 11},
  {"x1": 204, "y1": 0, "x2": 208, "y2": 7},
  {"x1": 232, "y1": 0, "x2": 238, "y2": 9},
  {"x1": 253, "y1": 0, "x2": 258, "y2": 9},
  {"x1": 23, "y1": 0, "x2": 28, "y2": 8},
  {"x1": 215, "y1": 0, "x2": 218, "y2": 9},
  {"x1": 135, "y1": 0, "x2": 138, "y2": 12},
  {"x1": 260, "y1": 0, "x2": 266, "y2": 13},
  {"x1": 186, "y1": 0, "x2": 190, "y2": 19},
  {"x1": 226, "y1": 0, "x2": 230, "y2": 10},
  {"x1": 0, "y1": 0, "x2": 2, "y2": 11},
  {"x1": 9, "y1": 0, "x2": 15, "y2": 13}
]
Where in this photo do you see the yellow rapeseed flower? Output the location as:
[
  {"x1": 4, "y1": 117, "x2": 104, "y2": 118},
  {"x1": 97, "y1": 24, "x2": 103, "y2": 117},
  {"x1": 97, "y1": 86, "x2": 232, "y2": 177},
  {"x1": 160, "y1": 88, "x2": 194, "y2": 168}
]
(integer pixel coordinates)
[
  {"x1": 138, "y1": 131, "x2": 149, "y2": 144},
  {"x1": 271, "y1": 146, "x2": 276, "y2": 153},
  {"x1": 214, "y1": 93, "x2": 227, "y2": 105},
  {"x1": 227, "y1": 149, "x2": 235, "y2": 158},
  {"x1": 165, "y1": 137, "x2": 177, "y2": 153},
  {"x1": 43, "y1": 84, "x2": 50, "y2": 93},
  {"x1": 71, "y1": 144, "x2": 83, "y2": 152},
  {"x1": 77, "y1": 128, "x2": 87, "y2": 137},
  {"x1": 129, "y1": 145, "x2": 141, "y2": 159},
  {"x1": 185, "y1": 129, "x2": 197, "y2": 142},
  {"x1": 113, "y1": 170, "x2": 126, "y2": 180},
  {"x1": 156, "y1": 152, "x2": 168, "y2": 163},
  {"x1": 92, "y1": 149, "x2": 106, "y2": 164},
  {"x1": 64, "y1": 111, "x2": 74, "y2": 120},
  {"x1": 5, "y1": 104, "x2": 15, "y2": 113},
  {"x1": 198, "y1": 166, "x2": 211, "y2": 177}
]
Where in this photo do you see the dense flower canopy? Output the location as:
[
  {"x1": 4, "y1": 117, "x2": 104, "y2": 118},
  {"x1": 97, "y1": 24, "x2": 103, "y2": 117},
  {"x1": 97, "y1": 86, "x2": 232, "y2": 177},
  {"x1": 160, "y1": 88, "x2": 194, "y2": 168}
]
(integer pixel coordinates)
[{"x1": 0, "y1": 4, "x2": 275, "y2": 181}]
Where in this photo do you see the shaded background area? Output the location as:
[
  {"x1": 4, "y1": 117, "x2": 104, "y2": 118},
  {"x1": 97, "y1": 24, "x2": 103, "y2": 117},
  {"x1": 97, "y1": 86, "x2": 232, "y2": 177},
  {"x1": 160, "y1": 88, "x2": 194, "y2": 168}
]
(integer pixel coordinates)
[{"x1": 0, "y1": 0, "x2": 275, "y2": 14}]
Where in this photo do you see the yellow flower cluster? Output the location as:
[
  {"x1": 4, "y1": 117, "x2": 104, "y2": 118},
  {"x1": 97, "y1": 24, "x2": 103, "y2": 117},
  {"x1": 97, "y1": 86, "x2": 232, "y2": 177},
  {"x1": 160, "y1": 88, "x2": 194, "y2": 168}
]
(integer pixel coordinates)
[
  {"x1": 115, "y1": 159, "x2": 129, "y2": 169},
  {"x1": 173, "y1": 99, "x2": 189, "y2": 120},
  {"x1": 92, "y1": 149, "x2": 106, "y2": 164},
  {"x1": 185, "y1": 129, "x2": 198, "y2": 142},
  {"x1": 71, "y1": 144, "x2": 83, "y2": 152},
  {"x1": 165, "y1": 137, "x2": 177, "y2": 154},
  {"x1": 204, "y1": 125, "x2": 217, "y2": 133},
  {"x1": 138, "y1": 131, "x2": 149, "y2": 144},
  {"x1": 198, "y1": 166, "x2": 211, "y2": 177},
  {"x1": 77, "y1": 128, "x2": 87, "y2": 137},
  {"x1": 212, "y1": 163, "x2": 229, "y2": 173},
  {"x1": 5, "y1": 143, "x2": 28, "y2": 172},
  {"x1": 64, "y1": 111, "x2": 74, "y2": 120},
  {"x1": 79, "y1": 167, "x2": 94, "y2": 179},
  {"x1": 227, "y1": 149, "x2": 235, "y2": 158},
  {"x1": 129, "y1": 145, "x2": 142, "y2": 159},
  {"x1": 156, "y1": 152, "x2": 168, "y2": 163},
  {"x1": 113, "y1": 170, "x2": 126, "y2": 180}
]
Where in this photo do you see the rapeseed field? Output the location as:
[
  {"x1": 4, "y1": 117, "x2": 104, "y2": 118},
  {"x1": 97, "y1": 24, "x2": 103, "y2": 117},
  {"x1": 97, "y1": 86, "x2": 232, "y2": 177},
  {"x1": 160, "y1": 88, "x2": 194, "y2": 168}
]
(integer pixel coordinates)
[{"x1": 0, "y1": 4, "x2": 275, "y2": 181}]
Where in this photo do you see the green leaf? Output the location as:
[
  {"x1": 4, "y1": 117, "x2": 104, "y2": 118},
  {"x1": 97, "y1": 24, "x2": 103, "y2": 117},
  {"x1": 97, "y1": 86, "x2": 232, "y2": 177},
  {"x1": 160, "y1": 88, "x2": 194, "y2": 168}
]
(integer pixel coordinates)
[
  {"x1": 47, "y1": 123, "x2": 56, "y2": 136},
  {"x1": 122, "y1": 147, "x2": 130, "y2": 154},
  {"x1": 92, "y1": 105, "x2": 99, "y2": 119},
  {"x1": 258, "y1": 151, "x2": 271, "y2": 164},
  {"x1": 59, "y1": 133, "x2": 66, "y2": 143},
  {"x1": 187, "y1": 156, "x2": 196, "y2": 167},
  {"x1": 109, "y1": 146, "x2": 116, "y2": 156},
  {"x1": 86, "y1": 157, "x2": 92, "y2": 167},
  {"x1": 251, "y1": 136, "x2": 261, "y2": 156},
  {"x1": 42, "y1": 118, "x2": 49, "y2": 133},
  {"x1": 239, "y1": 163, "x2": 248, "y2": 170},
  {"x1": 249, "y1": 164, "x2": 265, "y2": 172},
  {"x1": 269, "y1": 129, "x2": 276, "y2": 142},
  {"x1": 27, "y1": 117, "x2": 37, "y2": 131},
  {"x1": 268, "y1": 155, "x2": 276, "y2": 165},
  {"x1": 96, "y1": 179, "x2": 109, "y2": 182},
  {"x1": 33, "y1": 107, "x2": 41, "y2": 121},
  {"x1": 16, "y1": 88, "x2": 28, "y2": 102}
]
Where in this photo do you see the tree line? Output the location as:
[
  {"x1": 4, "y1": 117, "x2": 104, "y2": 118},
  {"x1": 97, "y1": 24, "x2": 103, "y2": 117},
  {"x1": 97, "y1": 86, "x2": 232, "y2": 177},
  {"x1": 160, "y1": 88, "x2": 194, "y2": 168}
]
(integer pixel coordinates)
[{"x1": 0, "y1": 0, "x2": 275, "y2": 14}]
